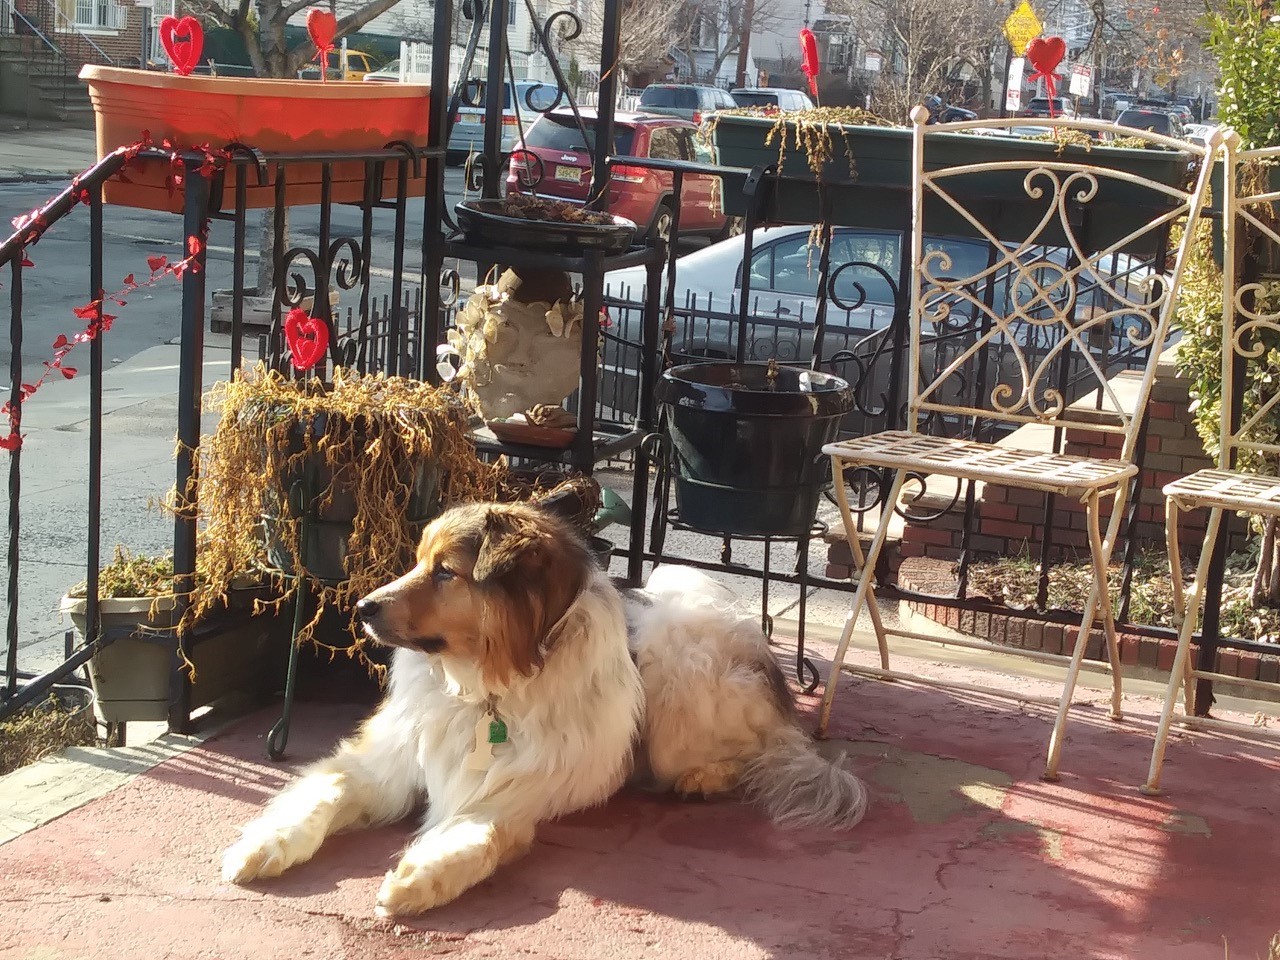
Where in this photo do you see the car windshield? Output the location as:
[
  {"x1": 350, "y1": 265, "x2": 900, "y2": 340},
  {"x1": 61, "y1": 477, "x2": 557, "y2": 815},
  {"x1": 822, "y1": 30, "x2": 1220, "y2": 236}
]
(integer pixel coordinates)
[
  {"x1": 378, "y1": 60, "x2": 399, "y2": 73},
  {"x1": 1117, "y1": 109, "x2": 1172, "y2": 133},
  {"x1": 731, "y1": 91, "x2": 778, "y2": 108},
  {"x1": 641, "y1": 87, "x2": 698, "y2": 108},
  {"x1": 523, "y1": 114, "x2": 635, "y2": 156}
]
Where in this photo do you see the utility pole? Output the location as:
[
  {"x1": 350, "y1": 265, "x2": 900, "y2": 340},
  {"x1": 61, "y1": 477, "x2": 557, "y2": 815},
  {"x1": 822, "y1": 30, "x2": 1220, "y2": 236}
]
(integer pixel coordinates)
[{"x1": 734, "y1": 0, "x2": 757, "y2": 87}]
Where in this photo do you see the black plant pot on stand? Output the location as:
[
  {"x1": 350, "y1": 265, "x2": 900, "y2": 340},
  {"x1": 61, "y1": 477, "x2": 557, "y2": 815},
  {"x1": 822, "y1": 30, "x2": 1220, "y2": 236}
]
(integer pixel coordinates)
[
  {"x1": 261, "y1": 414, "x2": 443, "y2": 760},
  {"x1": 654, "y1": 361, "x2": 854, "y2": 692},
  {"x1": 656, "y1": 361, "x2": 854, "y2": 538}
]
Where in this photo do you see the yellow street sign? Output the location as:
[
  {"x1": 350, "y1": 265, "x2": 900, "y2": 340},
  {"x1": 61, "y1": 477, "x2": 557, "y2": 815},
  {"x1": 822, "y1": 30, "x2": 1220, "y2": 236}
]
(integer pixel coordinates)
[{"x1": 1003, "y1": 1, "x2": 1044, "y2": 57}]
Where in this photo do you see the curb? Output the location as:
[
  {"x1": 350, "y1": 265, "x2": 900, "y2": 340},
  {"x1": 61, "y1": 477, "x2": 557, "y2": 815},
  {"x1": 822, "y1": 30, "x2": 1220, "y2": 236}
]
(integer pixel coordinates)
[{"x1": 0, "y1": 171, "x2": 85, "y2": 185}]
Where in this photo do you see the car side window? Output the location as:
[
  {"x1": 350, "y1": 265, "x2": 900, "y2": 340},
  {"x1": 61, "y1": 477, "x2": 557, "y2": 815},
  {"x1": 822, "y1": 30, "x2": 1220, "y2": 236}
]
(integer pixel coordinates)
[
  {"x1": 760, "y1": 236, "x2": 820, "y2": 296},
  {"x1": 648, "y1": 127, "x2": 682, "y2": 160},
  {"x1": 677, "y1": 129, "x2": 713, "y2": 163},
  {"x1": 745, "y1": 245, "x2": 773, "y2": 289}
]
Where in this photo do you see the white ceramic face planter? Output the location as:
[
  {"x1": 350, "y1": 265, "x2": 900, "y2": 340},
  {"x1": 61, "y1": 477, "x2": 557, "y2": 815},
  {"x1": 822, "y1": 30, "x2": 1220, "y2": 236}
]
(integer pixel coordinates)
[{"x1": 436, "y1": 268, "x2": 585, "y2": 422}]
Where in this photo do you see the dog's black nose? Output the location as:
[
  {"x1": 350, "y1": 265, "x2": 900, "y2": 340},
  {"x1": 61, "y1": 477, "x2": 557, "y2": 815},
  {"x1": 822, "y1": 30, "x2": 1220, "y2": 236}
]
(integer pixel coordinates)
[{"x1": 355, "y1": 598, "x2": 380, "y2": 622}]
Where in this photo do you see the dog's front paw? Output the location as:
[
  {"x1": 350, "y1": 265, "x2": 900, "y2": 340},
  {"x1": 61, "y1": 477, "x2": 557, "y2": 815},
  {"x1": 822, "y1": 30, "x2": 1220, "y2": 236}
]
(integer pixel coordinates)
[
  {"x1": 374, "y1": 858, "x2": 454, "y2": 917},
  {"x1": 222, "y1": 831, "x2": 294, "y2": 884}
]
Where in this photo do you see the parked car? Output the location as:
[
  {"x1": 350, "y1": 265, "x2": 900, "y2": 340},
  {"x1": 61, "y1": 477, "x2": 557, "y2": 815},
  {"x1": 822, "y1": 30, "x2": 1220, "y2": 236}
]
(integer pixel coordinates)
[
  {"x1": 729, "y1": 87, "x2": 815, "y2": 111},
  {"x1": 1021, "y1": 97, "x2": 1078, "y2": 120},
  {"x1": 449, "y1": 79, "x2": 561, "y2": 165},
  {"x1": 299, "y1": 49, "x2": 380, "y2": 81},
  {"x1": 505, "y1": 109, "x2": 730, "y2": 243},
  {"x1": 362, "y1": 59, "x2": 401, "y2": 83},
  {"x1": 1115, "y1": 106, "x2": 1183, "y2": 138},
  {"x1": 604, "y1": 226, "x2": 1151, "y2": 355},
  {"x1": 638, "y1": 83, "x2": 737, "y2": 123},
  {"x1": 599, "y1": 226, "x2": 1154, "y2": 423}
]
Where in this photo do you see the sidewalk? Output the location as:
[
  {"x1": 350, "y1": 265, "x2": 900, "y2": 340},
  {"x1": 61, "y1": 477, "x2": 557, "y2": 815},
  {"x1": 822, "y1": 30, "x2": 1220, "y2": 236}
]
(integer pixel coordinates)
[
  {"x1": 0, "y1": 122, "x2": 97, "y2": 182},
  {"x1": 0, "y1": 630, "x2": 1277, "y2": 959}
]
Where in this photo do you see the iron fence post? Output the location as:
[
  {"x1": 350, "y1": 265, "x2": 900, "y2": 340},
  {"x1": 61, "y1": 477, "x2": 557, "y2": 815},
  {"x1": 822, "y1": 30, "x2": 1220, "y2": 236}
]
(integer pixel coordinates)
[{"x1": 169, "y1": 160, "x2": 210, "y2": 734}]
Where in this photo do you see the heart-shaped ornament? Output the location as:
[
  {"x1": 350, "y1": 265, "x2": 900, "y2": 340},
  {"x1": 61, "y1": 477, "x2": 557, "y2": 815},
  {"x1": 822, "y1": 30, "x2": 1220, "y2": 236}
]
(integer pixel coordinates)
[
  {"x1": 1026, "y1": 36, "x2": 1066, "y2": 77},
  {"x1": 306, "y1": 9, "x2": 338, "y2": 52},
  {"x1": 159, "y1": 15, "x2": 204, "y2": 76},
  {"x1": 284, "y1": 308, "x2": 330, "y2": 371}
]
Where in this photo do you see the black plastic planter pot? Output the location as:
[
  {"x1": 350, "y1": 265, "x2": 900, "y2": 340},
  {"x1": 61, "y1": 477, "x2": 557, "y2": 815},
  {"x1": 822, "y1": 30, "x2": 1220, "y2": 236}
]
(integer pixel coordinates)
[
  {"x1": 713, "y1": 115, "x2": 1194, "y2": 257},
  {"x1": 657, "y1": 362, "x2": 854, "y2": 538},
  {"x1": 263, "y1": 414, "x2": 442, "y2": 583}
]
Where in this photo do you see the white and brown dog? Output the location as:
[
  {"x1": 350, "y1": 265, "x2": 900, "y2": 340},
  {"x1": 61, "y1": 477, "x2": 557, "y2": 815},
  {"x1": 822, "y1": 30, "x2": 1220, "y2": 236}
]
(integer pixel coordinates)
[{"x1": 222, "y1": 501, "x2": 867, "y2": 916}]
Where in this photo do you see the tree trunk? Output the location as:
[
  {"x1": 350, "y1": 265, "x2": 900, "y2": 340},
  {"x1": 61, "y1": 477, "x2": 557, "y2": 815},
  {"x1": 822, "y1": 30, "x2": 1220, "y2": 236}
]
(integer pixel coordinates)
[{"x1": 1252, "y1": 515, "x2": 1280, "y2": 607}]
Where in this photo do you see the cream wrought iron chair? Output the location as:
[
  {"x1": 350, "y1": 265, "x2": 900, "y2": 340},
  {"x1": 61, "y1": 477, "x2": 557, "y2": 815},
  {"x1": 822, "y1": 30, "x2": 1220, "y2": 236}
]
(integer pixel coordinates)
[
  {"x1": 1143, "y1": 132, "x2": 1280, "y2": 794},
  {"x1": 819, "y1": 107, "x2": 1221, "y2": 780}
]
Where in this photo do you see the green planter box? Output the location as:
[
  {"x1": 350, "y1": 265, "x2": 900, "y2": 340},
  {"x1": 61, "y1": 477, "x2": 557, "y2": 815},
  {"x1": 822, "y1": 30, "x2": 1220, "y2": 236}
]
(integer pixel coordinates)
[{"x1": 713, "y1": 115, "x2": 1196, "y2": 256}]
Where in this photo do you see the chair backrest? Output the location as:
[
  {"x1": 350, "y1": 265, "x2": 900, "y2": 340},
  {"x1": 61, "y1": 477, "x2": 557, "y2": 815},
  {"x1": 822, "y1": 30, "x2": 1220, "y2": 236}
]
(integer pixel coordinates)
[
  {"x1": 906, "y1": 108, "x2": 1220, "y2": 463},
  {"x1": 1221, "y1": 137, "x2": 1280, "y2": 474}
]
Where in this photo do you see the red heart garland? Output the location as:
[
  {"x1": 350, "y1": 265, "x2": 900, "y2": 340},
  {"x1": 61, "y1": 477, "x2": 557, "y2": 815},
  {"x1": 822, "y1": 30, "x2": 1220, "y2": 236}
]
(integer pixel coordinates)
[
  {"x1": 1025, "y1": 36, "x2": 1067, "y2": 116},
  {"x1": 159, "y1": 16, "x2": 204, "y2": 76},
  {"x1": 284, "y1": 308, "x2": 330, "y2": 371}
]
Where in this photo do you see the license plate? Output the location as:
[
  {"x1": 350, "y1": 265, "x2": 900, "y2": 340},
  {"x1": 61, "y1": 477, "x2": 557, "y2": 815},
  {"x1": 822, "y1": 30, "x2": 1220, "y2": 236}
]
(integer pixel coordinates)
[{"x1": 555, "y1": 165, "x2": 583, "y2": 184}]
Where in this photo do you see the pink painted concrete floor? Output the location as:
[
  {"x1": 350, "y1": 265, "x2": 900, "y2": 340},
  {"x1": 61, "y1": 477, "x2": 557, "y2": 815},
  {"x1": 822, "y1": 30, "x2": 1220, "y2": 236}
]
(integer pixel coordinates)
[{"x1": 2, "y1": 650, "x2": 1279, "y2": 960}]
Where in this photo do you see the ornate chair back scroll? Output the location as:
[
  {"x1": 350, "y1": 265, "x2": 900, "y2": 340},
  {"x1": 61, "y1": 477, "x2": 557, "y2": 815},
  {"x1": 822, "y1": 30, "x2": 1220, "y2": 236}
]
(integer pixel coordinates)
[
  {"x1": 819, "y1": 107, "x2": 1221, "y2": 783},
  {"x1": 1145, "y1": 132, "x2": 1280, "y2": 794}
]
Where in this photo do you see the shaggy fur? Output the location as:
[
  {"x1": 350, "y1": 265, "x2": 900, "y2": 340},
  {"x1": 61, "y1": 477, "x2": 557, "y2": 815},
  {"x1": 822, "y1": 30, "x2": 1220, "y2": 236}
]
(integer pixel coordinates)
[{"x1": 221, "y1": 503, "x2": 867, "y2": 916}]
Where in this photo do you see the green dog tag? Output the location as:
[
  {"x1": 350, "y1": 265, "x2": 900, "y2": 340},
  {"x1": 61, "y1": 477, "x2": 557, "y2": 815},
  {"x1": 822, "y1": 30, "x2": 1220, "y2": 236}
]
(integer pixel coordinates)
[{"x1": 488, "y1": 718, "x2": 508, "y2": 744}]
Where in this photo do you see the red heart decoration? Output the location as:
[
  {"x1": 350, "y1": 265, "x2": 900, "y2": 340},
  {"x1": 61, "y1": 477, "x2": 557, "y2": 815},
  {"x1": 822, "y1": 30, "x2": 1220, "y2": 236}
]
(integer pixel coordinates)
[
  {"x1": 159, "y1": 16, "x2": 203, "y2": 76},
  {"x1": 1026, "y1": 36, "x2": 1066, "y2": 77},
  {"x1": 284, "y1": 308, "x2": 330, "y2": 371},
  {"x1": 306, "y1": 9, "x2": 337, "y2": 52}
]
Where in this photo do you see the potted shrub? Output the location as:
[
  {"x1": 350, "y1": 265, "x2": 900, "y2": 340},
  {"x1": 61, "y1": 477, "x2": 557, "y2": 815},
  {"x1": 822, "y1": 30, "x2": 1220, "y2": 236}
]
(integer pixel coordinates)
[
  {"x1": 61, "y1": 547, "x2": 272, "y2": 724},
  {"x1": 711, "y1": 107, "x2": 1195, "y2": 256},
  {"x1": 79, "y1": 65, "x2": 432, "y2": 212},
  {"x1": 186, "y1": 366, "x2": 508, "y2": 666}
]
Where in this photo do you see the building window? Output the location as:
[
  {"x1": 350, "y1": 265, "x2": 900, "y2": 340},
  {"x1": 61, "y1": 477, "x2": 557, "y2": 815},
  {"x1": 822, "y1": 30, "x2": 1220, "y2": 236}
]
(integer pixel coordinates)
[{"x1": 75, "y1": 0, "x2": 127, "y2": 29}]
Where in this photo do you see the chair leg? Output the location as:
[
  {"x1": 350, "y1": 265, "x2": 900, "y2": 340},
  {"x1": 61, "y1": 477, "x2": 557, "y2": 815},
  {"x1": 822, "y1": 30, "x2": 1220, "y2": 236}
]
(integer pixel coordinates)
[
  {"x1": 817, "y1": 462, "x2": 904, "y2": 738},
  {"x1": 1142, "y1": 506, "x2": 1222, "y2": 796},
  {"x1": 1164, "y1": 497, "x2": 1197, "y2": 716},
  {"x1": 830, "y1": 459, "x2": 892, "y2": 670},
  {"x1": 1043, "y1": 485, "x2": 1127, "y2": 781}
]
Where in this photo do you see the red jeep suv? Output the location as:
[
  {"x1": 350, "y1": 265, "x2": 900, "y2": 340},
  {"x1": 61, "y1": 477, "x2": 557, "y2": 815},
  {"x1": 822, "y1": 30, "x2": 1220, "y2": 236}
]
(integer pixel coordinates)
[{"x1": 505, "y1": 109, "x2": 731, "y2": 243}]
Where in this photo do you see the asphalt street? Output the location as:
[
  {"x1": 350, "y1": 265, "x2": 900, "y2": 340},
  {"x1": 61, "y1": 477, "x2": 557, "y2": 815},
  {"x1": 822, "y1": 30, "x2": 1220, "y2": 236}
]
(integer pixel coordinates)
[{"x1": 0, "y1": 168, "x2": 472, "y2": 378}]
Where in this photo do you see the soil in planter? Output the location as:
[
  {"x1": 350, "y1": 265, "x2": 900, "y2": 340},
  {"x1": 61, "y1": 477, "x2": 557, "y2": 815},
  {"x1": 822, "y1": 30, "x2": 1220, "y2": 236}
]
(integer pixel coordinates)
[
  {"x1": 498, "y1": 194, "x2": 617, "y2": 225},
  {"x1": 965, "y1": 549, "x2": 1280, "y2": 643}
]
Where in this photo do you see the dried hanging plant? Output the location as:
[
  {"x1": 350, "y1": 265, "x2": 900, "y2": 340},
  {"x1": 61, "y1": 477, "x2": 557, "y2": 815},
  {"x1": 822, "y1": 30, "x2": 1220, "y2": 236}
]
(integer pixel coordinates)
[{"x1": 178, "y1": 365, "x2": 507, "y2": 669}]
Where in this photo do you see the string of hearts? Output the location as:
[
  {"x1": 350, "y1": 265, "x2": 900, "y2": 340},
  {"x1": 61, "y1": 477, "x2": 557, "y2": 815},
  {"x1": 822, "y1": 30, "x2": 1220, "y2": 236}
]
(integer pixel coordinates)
[{"x1": 2, "y1": 138, "x2": 223, "y2": 452}]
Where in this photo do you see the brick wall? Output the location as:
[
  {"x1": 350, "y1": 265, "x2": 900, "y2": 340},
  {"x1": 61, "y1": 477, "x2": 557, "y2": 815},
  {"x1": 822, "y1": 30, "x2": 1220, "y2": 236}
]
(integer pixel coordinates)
[
  {"x1": 14, "y1": 0, "x2": 144, "y2": 68},
  {"x1": 827, "y1": 344, "x2": 1241, "y2": 579}
]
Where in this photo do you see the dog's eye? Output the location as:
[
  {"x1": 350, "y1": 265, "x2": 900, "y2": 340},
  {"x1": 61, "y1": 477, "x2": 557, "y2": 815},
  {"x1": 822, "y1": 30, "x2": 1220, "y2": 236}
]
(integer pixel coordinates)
[{"x1": 432, "y1": 567, "x2": 456, "y2": 584}]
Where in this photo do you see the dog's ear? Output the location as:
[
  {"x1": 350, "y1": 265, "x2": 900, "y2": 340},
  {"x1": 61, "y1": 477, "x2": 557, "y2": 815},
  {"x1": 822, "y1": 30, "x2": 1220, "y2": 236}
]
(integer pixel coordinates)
[
  {"x1": 473, "y1": 509, "x2": 544, "y2": 582},
  {"x1": 473, "y1": 507, "x2": 587, "y2": 688}
]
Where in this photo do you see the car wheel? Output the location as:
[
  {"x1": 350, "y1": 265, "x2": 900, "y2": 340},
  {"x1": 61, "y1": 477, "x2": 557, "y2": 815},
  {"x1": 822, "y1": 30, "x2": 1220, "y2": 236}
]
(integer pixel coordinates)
[
  {"x1": 650, "y1": 204, "x2": 673, "y2": 245},
  {"x1": 445, "y1": 151, "x2": 466, "y2": 167}
]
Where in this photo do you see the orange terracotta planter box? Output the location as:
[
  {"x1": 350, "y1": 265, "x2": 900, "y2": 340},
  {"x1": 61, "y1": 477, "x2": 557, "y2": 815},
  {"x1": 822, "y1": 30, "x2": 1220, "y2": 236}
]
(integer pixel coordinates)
[{"x1": 80, "y1": 66, "x2": 432, "y2": 212}]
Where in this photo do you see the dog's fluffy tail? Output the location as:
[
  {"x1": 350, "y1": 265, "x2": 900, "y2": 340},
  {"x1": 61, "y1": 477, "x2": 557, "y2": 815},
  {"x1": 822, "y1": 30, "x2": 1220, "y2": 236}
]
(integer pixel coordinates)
[{"x1": 741, "y1": 727, "x2": 869, "y2": 830}]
